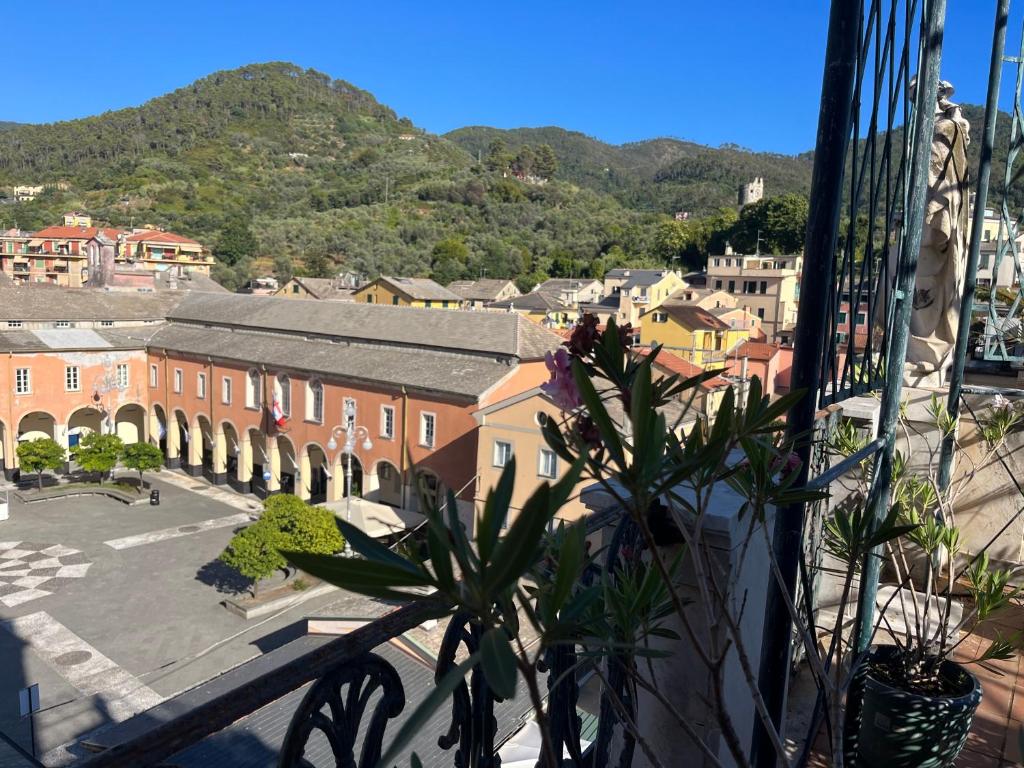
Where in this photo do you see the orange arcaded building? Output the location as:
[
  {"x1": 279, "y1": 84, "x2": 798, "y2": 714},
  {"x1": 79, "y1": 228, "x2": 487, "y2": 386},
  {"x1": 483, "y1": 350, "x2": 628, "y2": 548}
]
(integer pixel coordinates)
[{"x1": 0, "y1": 286, "x2": 558, "y2": 527}]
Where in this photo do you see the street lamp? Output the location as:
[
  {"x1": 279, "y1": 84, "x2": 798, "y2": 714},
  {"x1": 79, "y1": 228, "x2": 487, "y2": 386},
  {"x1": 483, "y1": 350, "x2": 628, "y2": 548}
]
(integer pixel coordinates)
[{"x1": 326, "y1": 401, "x2": 373, "y2": 531}]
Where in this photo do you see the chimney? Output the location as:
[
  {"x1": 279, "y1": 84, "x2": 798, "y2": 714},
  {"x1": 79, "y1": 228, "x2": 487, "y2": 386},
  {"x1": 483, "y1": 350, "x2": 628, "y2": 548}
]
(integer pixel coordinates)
[{"x1": 724, "y1": 242, "x2": 734, "y2": 256}]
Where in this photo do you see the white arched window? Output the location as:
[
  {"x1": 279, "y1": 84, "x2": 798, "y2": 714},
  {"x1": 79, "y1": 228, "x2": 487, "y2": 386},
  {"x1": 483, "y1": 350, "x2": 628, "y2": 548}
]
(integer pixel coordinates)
[
  {"x1": 275, "y1": 374, "x2": 291, "y2": 417},
  {"x1": 245, "y1": 369, "x2": 262, "y2": 409},
  {"x1": 306, "y1": 379, "x2": 324, "y2": 423}
]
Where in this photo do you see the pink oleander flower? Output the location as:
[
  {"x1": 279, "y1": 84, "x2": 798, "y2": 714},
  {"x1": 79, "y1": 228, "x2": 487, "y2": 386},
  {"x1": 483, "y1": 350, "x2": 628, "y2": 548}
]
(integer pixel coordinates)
[
  {"x1": 566, "y1": 314, "x2": 600, "y2": 357},
  {"x1": 542, "y1": 348, "x2": 582, "y2": 412},
  {"x1": 772, "y1": 451, "x2": 802, "y2": 475}
]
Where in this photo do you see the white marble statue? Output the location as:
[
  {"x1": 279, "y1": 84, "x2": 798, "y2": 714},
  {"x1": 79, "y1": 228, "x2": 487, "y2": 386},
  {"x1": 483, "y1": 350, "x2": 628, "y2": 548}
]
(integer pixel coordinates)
[{"x1": 906, "y1": 79, "x2": 971, "y2": 380}]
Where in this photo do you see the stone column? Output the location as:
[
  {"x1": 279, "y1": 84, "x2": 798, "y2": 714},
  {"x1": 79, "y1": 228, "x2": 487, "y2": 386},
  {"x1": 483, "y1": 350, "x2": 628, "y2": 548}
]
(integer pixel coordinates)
[
  {"x1": 331, "y1": 458, "x2": 344, "y2": 502},
  {"x1": 212, "y1": 429, "x2": 228, "y2": 485},
  {"x1": 363, "y1": 464, "x2": 380, "y2": 503},
  {"x1": 237, "y1": 434, "x2": 253, "y2": 491},
  {"x1": 298, "y1": 449, "x2": 312, "y2": 501},
  {"x1": 188, "y1": 423, "x2": 203, "y2": 476},
  {"x1": 267, "y1": 439, "x2": 281, "y2": 494}
]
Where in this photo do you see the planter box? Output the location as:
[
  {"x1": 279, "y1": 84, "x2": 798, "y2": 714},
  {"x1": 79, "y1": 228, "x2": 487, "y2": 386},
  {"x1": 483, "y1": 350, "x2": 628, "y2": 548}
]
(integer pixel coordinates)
[{"x1": 223, "y1": 577, "x2": 336, "y2": 620}]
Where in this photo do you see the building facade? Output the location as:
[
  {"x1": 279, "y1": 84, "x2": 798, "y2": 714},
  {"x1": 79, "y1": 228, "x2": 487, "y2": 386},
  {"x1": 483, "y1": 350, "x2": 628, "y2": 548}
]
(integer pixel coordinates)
[
  {"x1": 0, "y1": 289, "x2": 560, "y2": 532},
  {"x1": 353, "y1": 276, "x2": 463, "y2": 308},
  {"x1": 705, "y1": 249, "x2": 802, "y2": 342}
]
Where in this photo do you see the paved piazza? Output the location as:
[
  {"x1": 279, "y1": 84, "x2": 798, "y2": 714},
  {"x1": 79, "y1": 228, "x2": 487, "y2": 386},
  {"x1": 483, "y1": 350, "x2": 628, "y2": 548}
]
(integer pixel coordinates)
[{"x1": 0, "y1": 473, "x2": 345, "y2": 765}]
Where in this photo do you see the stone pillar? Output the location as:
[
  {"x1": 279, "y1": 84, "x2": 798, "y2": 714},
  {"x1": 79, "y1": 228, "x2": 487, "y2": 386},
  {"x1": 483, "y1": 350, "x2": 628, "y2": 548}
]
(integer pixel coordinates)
[
  {"x1": 235, "y1": 435, "x2": 252, "y2": 493},
  {"x1": 166, "y1": 418, "x2": 180, "y2": 467},
  {"x1": 363, "y1": 464, "x2": 380, "y2": 503},
  {"x1": 267, "y1": 439, "x2": 281, "y2": 494},
  {"x1": 188, "y1": 423, "x2": 203, "y2": 476},
  {"x1": 298, "y1": 449, "x2": 311, "y2": 502},
  {"x1": 331, "y1": 458, "x2": 344, "y2": 502},
  {"x1": 212, "y1": 429, "x2": 228, "y2": 485}
]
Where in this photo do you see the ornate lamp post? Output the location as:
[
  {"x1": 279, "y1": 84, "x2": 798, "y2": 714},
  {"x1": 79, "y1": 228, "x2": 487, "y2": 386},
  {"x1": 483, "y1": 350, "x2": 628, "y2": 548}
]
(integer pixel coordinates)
[{"x1": 326, "y1": 400, "x2": 373, "y2": 530}]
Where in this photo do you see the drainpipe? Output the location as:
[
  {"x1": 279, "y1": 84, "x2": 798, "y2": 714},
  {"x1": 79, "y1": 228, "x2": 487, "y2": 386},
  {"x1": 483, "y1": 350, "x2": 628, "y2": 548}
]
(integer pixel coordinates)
[{"x1": 400, "y1": 386, "x2": 408, "y2": 509}]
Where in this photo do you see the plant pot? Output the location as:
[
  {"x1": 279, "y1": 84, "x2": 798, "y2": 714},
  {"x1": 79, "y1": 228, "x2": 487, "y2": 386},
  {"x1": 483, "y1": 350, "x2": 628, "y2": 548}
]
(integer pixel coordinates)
[{"x1": 848, "y1": 645, "x2": 980, "y2": 768}]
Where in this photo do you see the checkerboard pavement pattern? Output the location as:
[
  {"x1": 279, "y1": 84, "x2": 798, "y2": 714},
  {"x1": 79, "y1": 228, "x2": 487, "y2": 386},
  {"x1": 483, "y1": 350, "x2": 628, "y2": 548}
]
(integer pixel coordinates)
[{"x1": 0, "y1": 541, "x2": 92, "y2": 608}]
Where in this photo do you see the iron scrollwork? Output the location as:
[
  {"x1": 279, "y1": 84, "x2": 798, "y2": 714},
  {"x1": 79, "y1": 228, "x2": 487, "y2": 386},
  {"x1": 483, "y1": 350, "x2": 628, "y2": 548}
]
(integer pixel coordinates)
[{"x1": 279, "y1": 652, "x2": 405, "y2": 768}]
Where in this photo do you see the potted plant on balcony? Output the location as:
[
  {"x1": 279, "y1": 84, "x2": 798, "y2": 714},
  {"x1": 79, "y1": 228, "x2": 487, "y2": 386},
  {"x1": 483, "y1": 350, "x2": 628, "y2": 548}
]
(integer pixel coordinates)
[{"x1": 828, "y1": 395, "x2": 1024, "y2": 767}]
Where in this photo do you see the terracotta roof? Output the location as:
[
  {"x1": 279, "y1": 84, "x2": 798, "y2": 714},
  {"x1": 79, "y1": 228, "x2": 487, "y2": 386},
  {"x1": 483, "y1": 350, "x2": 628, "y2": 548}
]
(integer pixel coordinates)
[
  {"x1": 33, "y1": 225, "x2": 125, "y2": 240},
  {"x1": 658, "y1": 304, "x2": 730, "y2": 330},
  {"x1": 734, "y1": 340, "x2": 783, "y2": 361},
  {"x1": 124, "y1": 229, "x2": 201, "y2": 246},
  {"x1": 635, "y1": 347, "x2": 730, "y2": 390}
]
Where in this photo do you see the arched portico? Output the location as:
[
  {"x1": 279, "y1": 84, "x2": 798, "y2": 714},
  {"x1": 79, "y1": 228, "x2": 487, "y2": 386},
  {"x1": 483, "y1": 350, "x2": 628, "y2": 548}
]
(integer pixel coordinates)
[
  {"x1": 18, "y1": 411, "x2": 57, "y2": 443},
  {"x1": 222, "y1": 421, "x2": 244, "y2": 492},
  {"x1": 196, "y1": 415, "x2": 216, "y2": 482},
  {"x1": 174, "y1": 410, "x2": 193, "y2": 474},
  {"x1": 277, "y1": 435, "x2": 296, "y2": 497},
  {"x1": 151, "y1": 404, "x2": 170, "y2": 465},
  {"x1": 332, "y1": 452, "x2": 364, "y2": 503},
  {"x1": 67, "y1": 406, "x2": 104, "y2": 451},
  {"x1": 115, "y1": 403, "x2": 146, "y2": 444},
  {"x1": 413, "y1": 468, "x2": 442, "y2": 513},
  {"x1": 375, "y1": 460, "x2": 403, "y2": 507},
  {"x1": 301, "y1": 442, "x2": 328, "y2": 504},
  {"x1": 248, "y1": 429, "x2": 271, "y2": 497},
  {"x1": 0, "y1": 420, "x2": 9, "y2": 479}
]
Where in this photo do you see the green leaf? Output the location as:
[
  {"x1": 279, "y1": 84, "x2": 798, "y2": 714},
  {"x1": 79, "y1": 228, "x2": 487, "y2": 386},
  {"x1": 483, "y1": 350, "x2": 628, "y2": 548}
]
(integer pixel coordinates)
[
  {"x1": 334, "y1": 519, "x2": 423, "y2": 575},
  {"x1": 480, "y1": 627, "x2": 518, "y2": 698},
  {"x1": 551, "y1": 521, "x2": 586, "y2": 612},
  {"x1": 479, "y1": 459, "x2": 516, "y2": 566},
  {"x1": 375, "y1": 653, "x2": 479, "y2": 768},
  {"x1": 283, "y1": 551, "x2": 433, "y2": 601},
  {"x1": 572, "y1": 359, "x2": 625, "y2": 468},
  {"x1": 426, "y1": 523, "x2": 455, "y2": 593}
]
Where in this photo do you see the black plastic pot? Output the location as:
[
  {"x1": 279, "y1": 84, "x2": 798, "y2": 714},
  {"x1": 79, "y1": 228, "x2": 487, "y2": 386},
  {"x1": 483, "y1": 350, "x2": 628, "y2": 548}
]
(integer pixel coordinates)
[{"x1": 849, "y1": 645, "x2": 981, "y2": 767}]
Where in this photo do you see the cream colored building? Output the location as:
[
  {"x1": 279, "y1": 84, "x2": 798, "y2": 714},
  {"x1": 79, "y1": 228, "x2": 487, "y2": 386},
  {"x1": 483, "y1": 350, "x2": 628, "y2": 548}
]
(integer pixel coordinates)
[
  {"x1": 705, "y1": 247, "x2": 802, "y2": 343},
  {"x1": 600, "y1": 269, "x2": 686, "y2": 326}
]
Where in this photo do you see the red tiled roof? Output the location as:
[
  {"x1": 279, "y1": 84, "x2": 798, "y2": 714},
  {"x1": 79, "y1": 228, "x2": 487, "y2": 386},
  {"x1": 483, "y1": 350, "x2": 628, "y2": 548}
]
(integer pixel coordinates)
[
  {"x1": 33, "y1": 225, "x2": 124, "y2": 240},
  {"x1": 734, "y1": 341, "x2": 783, "y2": 361},
  {"x1": 124, "y1": 229, "x2": 201, "y2": 246},
  {"x1": 635, "y1": 347, "x2": 730, "y2": 390}
]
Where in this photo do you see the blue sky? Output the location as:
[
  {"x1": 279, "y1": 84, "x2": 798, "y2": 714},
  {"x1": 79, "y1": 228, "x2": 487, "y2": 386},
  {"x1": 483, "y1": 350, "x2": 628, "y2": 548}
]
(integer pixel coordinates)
[{"x1": 3, "y1": 1, "x2": 1021, "y2": 154}]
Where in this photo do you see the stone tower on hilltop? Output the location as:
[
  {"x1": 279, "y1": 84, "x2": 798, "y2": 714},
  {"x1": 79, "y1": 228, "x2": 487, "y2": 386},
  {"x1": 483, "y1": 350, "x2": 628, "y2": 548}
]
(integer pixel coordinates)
[{"x1": 739, "y1": 177, "x2": 764, "y2": 207}]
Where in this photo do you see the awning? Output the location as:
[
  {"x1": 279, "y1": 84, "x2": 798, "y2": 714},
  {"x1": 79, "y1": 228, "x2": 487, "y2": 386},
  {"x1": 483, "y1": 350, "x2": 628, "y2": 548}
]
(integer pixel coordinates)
[
  {"x1": 27, "y1": 239, "x2": 44, "y2": 247},
  {"x1": 322, "y1": 498, "x2": 424, "y2": 539}
]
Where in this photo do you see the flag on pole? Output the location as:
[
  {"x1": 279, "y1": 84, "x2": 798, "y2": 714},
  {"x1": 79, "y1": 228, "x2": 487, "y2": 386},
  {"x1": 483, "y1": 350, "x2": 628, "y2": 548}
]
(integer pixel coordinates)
[{"x1": 272, "y1": 394, "x2": 287, "y2": 428}]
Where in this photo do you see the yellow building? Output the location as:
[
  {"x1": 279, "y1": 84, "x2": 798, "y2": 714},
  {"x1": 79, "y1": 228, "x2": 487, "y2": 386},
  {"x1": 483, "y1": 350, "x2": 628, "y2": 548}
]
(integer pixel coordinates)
[
  {"x1": 122, "y1": 229, "x2": 215, "y2": 275},
  {"x1": 640, "y1": 303, "x2": 750, "y2": 368},
  {"x1": 705, "y1": 248, "x2": 802, "y2": 343},
  {"x1": 601, "y1": 268, "x2": 687, "y2": 325},
  {"x1": 274, "y1": 277, "x2": 355, "y2": 301},
  {"x1": 353, "y1": 276, "x2": 463, "y2": 308}
]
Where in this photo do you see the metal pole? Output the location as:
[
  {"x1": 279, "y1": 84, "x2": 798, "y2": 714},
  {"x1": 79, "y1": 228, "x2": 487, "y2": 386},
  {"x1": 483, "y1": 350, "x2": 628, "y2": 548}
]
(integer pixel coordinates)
[
  {"x1": 345, "y1": 449, "x2": 352, "y2": 522},
  {"x1": 839, "y1": 8, "x2": 949, "y2": 760},
  {"x1": 752, "y1": 1, "x2": 860, "y2": 764},
  {"x1": 937, "y1": 0, "x2": 1010, "y2": 490}
]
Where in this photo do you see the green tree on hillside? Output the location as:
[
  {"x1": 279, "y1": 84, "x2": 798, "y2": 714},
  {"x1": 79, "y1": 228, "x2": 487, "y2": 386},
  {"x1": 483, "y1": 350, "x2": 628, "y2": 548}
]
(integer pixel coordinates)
[
  {"x1": 216, "y1": 216, "x2": 258, "y2": 266},
  {"x1": 485, "y1": 139, "x2": 512, "y2": 172},
  {"x1": 16, "y1": 439, "x2": 66, "y2": 490},
  {"x1": 512, "y1": 146, "x2": 536, "y2": 177},
  {"x1": 732, "y1": 194, "x2": 809, "y2": 254},
  {"x1": 534, "y1": 144, "x2": 558, "y2": 179},
  {"x1": 304, "y1": 251, "x2": 334, "y2": 278},
  {"x1": 431, "y1": 237, "x2": 469, "y2": 285},
  {"x1": 273, "y1": 254, "x2": 294, "y2": 284}
]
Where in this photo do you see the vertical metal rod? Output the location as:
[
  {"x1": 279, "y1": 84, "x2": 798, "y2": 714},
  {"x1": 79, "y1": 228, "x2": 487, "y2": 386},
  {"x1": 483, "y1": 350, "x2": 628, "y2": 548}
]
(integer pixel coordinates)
[
  {"x1": 751, "y1": 2, "x2": 860, "y2": 765},
  {"x1": 938, "y1": 0, "x2": 1010, "y2": 491},
  {"x1": 852, "y1": 0, "x2": 948, "y2": 657}
]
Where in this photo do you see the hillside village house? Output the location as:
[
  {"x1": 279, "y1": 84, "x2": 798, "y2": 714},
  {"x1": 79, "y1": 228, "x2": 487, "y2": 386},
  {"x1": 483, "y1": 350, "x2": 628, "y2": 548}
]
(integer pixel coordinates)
[
  {"x1": 601, "y1": 268, "x2": 686, "y2": 325},
  {"x1": 705, "y1": 247, "x2": 802, "y2": 343},
  {"x1": 486, "y1": 291, "x2": 575, "y2": 329},
  {"x1": 354, "y1": 276, "x2": 463, "y2": 308},
  {"x1": 639, "y1": 303, "x2": 750, "y2": 367},
  {"x1": 447, "y1": 278, "x2": 520, "y2": 309},
  {"x1": 534, "y1": 278, "x2": 604, "y2": 308},
  {"x1": 0, "y1": 213, "x2": 214, "y2": 287},
  {"x1": 722, "y1": 340, "x2": 794, "y2": 398},
  {"x1": 273, "y1": 277, "x2": 355, "y2": 301},
  {"x1": 0, "y1": 288, "x2": 560, "y2": 532}
]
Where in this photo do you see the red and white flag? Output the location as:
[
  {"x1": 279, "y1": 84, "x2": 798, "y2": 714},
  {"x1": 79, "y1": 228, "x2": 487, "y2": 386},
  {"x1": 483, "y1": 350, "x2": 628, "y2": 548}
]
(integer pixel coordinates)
[{"x1": 272, "y1": 395, "x2": 287, "y2": 428}]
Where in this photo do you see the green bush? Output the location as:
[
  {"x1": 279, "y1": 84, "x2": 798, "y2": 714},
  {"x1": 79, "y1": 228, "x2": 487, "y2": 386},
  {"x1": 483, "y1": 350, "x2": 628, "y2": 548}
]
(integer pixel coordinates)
[
  {"x1": 219, "y1": 494, "x2": 344, "y2": 596},
  {"x1": 122, "y1": 442, "x2": 164, "y2": 486}
]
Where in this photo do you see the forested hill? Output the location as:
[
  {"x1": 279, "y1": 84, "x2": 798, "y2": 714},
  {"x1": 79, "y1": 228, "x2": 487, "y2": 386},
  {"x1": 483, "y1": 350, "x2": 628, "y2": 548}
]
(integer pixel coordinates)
[
  {"x1": 0, "y1": 62, "x2": 816, "y2": 290},
  {"x1": 445, "y1": 126, "x2": 815, "y2": 214}
]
